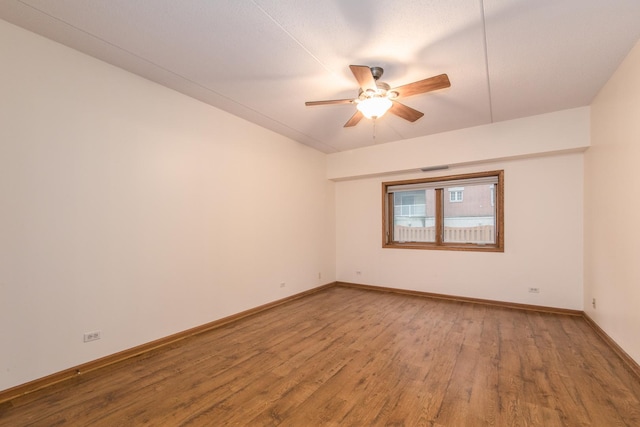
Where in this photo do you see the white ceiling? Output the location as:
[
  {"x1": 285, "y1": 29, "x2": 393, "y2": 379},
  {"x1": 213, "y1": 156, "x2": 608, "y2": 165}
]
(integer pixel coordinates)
[{"x1": 1, "y1": 0, "x2": 640, "y2": 153}]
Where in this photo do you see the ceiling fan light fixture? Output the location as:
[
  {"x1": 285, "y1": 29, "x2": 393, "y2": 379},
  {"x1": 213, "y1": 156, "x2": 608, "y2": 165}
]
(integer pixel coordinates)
[{"x1": 356, "y1": 96, "x2": 393, "y2": 119}]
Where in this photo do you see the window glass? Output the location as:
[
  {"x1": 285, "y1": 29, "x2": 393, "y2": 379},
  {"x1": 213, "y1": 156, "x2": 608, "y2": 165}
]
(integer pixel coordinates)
[
  {"x1": 393, "y1": 189, "x2": 435, "y2": 242},
  {"x1": 443, "y1": 184, "x2": 495, "y2": 244}
]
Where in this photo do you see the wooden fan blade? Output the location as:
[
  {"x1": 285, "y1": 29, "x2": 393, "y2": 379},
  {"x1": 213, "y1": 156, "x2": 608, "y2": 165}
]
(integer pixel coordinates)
[
  {"x1": 349, "y1": 65, "x2": 377, "y2": 91},
  {"x1": 344, "y1": 110, "x2": 364, "y2": 127},
  {"x1": 305, "y1": 99, "x2": 354, "y2": 106},
  {"x1": 391, "y1": 74, "x2": 450, "y2": 98},
  {"x1": 389, "y1": 102, "x2": 424, "y2": 122}
]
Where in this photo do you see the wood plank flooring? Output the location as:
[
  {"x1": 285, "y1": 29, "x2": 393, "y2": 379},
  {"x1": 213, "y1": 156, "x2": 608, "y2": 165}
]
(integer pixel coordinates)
[{"x1": 2, "y1": 286, "x2": 640, "y2": 426}]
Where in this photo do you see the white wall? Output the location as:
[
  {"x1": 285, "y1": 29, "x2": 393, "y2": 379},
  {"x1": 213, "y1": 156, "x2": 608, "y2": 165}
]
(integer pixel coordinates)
[
  {"x1": 0, "y1": 20, "x2": 335, "y2": 391},
  {"x1": 586, "y1": 40, "x2": 640, "y2": 364},
  {"x1": 330, "y1": 109, "x2": 588, "y2": 310},
  {"x1": 335, "y1": 154, "x2": 584, "y2": 309},
  {"x1": 330, "y1": 110, "x2": 588, "y2": 313},
  {"x1": 328, "y1": 107, "x2": 590, "y2": 180}
]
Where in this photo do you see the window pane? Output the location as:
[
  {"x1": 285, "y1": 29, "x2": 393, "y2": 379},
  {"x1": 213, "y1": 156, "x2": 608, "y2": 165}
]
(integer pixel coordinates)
[
  {"x1": 449, "y1": 190, "x2": 463, "y2": 202},
  {"x1": 443, "y1": 184, "x2": 495, "y2": 244},
  {"x1": 383, "y1": 170, "x2": 503, "y2": 251},
  {"x1": 393, "y1": 189, "x2": 435, "y2": 242}
]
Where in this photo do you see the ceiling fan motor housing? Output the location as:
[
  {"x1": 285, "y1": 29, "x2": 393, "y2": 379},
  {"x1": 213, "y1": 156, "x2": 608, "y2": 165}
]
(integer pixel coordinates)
[{"x1": 370, "y1": 66, "x2": 384, "y2": 80}]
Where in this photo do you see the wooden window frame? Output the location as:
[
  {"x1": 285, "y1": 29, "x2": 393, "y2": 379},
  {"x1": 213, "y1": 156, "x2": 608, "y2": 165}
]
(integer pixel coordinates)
[{"x1": 382, "y1": 170, "x2": 504, "y2": 252}]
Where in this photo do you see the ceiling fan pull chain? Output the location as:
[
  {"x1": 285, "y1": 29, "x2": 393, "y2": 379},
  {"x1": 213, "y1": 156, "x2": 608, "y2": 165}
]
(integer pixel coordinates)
[{"x1": 373, "y1": 117, "x2": 376, "y2": 143}]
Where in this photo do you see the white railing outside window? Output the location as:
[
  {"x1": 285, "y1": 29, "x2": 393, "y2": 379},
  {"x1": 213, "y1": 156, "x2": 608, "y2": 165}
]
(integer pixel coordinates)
[
  {"x1": 394, "y1": 225, "x2": 495, "y2": 244},
  {"x1": 394, "y1": 204, "x2": 426, "y2": 217}
]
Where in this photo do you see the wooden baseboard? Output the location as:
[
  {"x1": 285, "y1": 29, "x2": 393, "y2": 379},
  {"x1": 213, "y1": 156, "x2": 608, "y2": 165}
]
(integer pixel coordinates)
[
  {"x1": 0, "y1": 282, "x2": 337, "y2": 405},
  {"x1": 336, "y1": 282, "x2": 583, "y2": 316},
  {"x1": 582, "y1": 313, "x2": 640, "y2": 380},
  {"x1": 4, "y1": 281, "x2": 638, "y2": 403}
]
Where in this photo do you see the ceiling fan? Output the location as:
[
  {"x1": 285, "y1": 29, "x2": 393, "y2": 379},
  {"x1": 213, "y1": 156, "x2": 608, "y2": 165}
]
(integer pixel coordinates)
[{"x1": 305, "y1": 65, "x2": 451, "y2": 127}]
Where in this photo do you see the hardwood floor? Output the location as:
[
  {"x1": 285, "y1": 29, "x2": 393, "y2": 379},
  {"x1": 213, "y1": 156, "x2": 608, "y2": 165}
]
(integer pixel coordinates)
[{"x1": 2, "y1": 286, "x2": 640, "y2": 426}]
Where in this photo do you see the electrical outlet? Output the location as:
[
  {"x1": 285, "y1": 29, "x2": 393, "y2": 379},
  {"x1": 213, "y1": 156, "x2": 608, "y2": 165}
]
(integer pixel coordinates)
[
  {"x1": 83, "y1": 330, "x2": 101, "y2": 342},
  {"x1": 528, "y1": 287, "x2": 540, "y2": 293}
]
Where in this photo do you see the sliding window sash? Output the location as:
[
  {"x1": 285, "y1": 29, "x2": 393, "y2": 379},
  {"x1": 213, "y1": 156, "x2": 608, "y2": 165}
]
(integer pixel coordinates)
[{"x1": 382, "y1": 170, "x2": 504, "y2": 252}]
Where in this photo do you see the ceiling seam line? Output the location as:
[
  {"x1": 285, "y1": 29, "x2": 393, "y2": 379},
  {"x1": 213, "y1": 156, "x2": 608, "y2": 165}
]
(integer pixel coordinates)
[
  {"x1": 15, "y1": 1, "x2": 337, "y2": 151},
  {"x1": 15, "y1": 2, "x2": 228, "y2": 96},
  {"x1": 479, "y1": 0, "x2": 494, "y2": 123},
  {"x1": 250, "y1": 0, "x2": 333, "y2": 73}
]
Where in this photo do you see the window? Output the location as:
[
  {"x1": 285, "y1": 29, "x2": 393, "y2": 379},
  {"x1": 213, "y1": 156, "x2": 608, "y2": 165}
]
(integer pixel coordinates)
[
  {"x1": 449, "y1": 187, "x2": 464, "y2": 202},
  {"x1": 383, "y1": 170, "x2": 504, "y2": 251}
]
